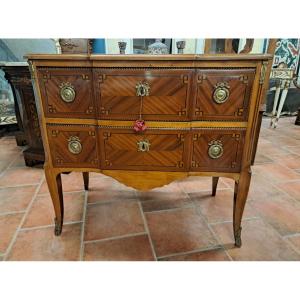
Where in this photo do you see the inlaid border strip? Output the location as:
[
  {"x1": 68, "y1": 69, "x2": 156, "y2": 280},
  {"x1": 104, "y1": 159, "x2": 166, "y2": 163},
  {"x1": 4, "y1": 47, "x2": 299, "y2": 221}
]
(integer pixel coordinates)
[{"x1": 45, "y1": 118, "x2": 248, "y2": 129}]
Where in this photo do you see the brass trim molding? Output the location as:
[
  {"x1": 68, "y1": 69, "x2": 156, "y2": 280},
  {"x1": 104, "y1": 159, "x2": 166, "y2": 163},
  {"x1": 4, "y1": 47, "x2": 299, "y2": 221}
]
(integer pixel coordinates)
[{"x1": 45, "y1": 118, "x2": 248, "y2": 129}]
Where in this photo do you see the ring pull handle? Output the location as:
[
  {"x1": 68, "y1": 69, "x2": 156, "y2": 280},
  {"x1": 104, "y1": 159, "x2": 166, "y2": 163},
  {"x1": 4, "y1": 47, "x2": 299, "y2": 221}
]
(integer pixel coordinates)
[
  {"x1": 137, "y1": 139, "x2": 151, "y2": 152},
  {"x1": 213, "y1": 82, "x2": 230, "y2": 104},
  {"x1": 68, "y1": 136, "x2": 82, "y2": 154},
  {"x1": 136, "y1": 81, "x2": 150, "y2": 97},
  {"x1": 208, "y1": 140, "x2": 223, "y2": 159},
  {"x1": 59, "y1": 82, "x2": 76, "y2": 103}
]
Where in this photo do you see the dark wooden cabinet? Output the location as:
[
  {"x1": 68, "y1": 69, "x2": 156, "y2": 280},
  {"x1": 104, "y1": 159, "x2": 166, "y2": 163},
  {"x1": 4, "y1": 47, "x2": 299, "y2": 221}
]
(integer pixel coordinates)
[
  {"x1": 27, "y1": 54, "x2": 272, "y2": 248},
  {"x1": 1, "y1": 63, "x2": 44, "y2": 166}
]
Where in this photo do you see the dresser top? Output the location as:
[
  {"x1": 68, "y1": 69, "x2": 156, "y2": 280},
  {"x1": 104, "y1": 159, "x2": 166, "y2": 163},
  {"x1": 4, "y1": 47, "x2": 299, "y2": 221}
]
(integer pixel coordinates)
[{"x1": 25, "y1": 54, "x2": 272, "y2": 61}]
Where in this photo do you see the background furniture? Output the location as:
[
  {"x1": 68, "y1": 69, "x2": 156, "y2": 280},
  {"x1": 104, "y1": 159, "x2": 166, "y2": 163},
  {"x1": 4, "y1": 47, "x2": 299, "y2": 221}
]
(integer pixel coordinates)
[
  {"x1": 1, "y1": 62, "x2": 44, "y2": 166},
  {"x1": 28, "y1": 53, "x2": 272, "y2": 248},
  {"x1": 269, "y1": 66, "x2": 294, "y2": 128},
  {"x1": 58, "y1": 39, "x2": 94, "y2": 54},
  {"x1": 0, "y1": 67, "x2": 19, "y2": 138},
  {"x1": 296, "y1": 108, "x2": 300, "y2": 125}
]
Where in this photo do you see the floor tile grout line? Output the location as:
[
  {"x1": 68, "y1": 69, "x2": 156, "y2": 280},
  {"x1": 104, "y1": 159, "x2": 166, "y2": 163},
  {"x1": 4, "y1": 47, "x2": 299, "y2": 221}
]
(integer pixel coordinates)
[
  {"x1": 0, "y1": 183, "x2": 44, "y2": 189},
  {"x1": 247, "y1": 201, "x2": 300, "y2": 241},
  {"x1": 0, "y1": 183, "x2": 40, "y2": 190},
  {"x1": 0, "y1": 152, "x2": 25, "y2": 179},
  {"x1": 137, "y1": 201, "x2": 158, "y2": 261},
  {"x1": 143, "y1": 204, "x2": 195, "y2": 215},
  {"x1": 87, "y1": 198, "x2": 138, "y2": 206},
  {"x1": 8, "y1": 165, "x2": 43, "y2": 170},
  {"x1": 208, "y1": 216, "x2": 260, "y2": 226},
  {"x1": 20, "y1": 221, "x2": 83, "y2": 232},
  {"x1": 269, "y1": 181, "x2": 300, "y2": 205},
  {"x1": 219, "y1": 178, "x2": 233, "y2": 189},
  {"x1": 282, "y1": 232, "x2": 300, "y2": 239},
  {"x1": 189, "y1": 193, "x2": 233, "y2": 261},
  {"x1": 83, "y1": 231, "x2": 148, "y2": 245},
  {"x1": 79, "y1": 190, "x2": 88, "y2": 261},
  {"x1": 243, "y1": 200, "x2": 300, "y2": 256},
  {"x1": 0, "y1": 210, "x2": 27, "y2": 217},
  {"x1": 157, "y1": 245, "x2": 225, "y2": 260},
  {"x1": 206, "y1": 222, "x2": 233, "y2": 261},
  {"x1": 2, "y1": 174, "x2": 45, "y2": 261},
  {"x1": 249, "y1": 213, "x2": 300, "y2": 253},
  {"x1": 185, "y1": 187, "x2": 233, "y2": 195},
  {"x1": 280, "y1": 237, "x2": 300, "y2": 256},
  {"x1": 37, "y1": 189, "x2": 85, "y2": 196}
]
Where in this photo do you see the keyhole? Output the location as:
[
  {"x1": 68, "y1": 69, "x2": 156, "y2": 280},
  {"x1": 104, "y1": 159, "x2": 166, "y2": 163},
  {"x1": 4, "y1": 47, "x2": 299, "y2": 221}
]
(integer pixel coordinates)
[
  {"x1": 141, "y1": 142, "x2": 146, "y2": 151},
  {"x1": 140, "y1": 86, "x2": 145, "y2": 96}
]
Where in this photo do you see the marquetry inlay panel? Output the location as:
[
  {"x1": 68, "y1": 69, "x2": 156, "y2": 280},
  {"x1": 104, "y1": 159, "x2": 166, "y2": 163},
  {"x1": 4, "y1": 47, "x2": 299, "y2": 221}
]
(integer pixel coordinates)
[
  {"x1": 38, "y1": 68, "x2": 96, "y2": 118},
  {"x1": 194, "y1": 69, "x2": 255, "y2": 121},
  {"x1": 47, "y1": 125, "x2": 99, "y2": 167},
  {"x1": 94, "y1": 69, "x2": 193, "y2": 121},
  {"x1": 191, "y1": 129, "x2": 245, "y2": 172},
  {"x1": 99, "y1": 128, "x2": 189, "y2": 171}
]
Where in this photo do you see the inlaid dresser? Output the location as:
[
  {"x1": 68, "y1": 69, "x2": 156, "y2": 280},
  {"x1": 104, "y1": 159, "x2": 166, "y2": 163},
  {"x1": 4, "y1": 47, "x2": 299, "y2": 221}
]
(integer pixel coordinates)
[{"x1": 27, "y1": 54, "x2": 272, "y2": 247}]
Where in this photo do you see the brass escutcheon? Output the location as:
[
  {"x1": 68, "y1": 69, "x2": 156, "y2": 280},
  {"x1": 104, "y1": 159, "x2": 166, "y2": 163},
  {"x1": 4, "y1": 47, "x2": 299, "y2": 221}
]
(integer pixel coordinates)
[
  {"x1": 59, "y1": 82, "x2": 76, "y2": 103},
  {"x1": 208, "y1": 140, "x2": 223, "y2": 159},
  {"x1": 213, "y1": 82, "x2": 230, "y2": 104},
  {"x1": 137, "y1": 139, "x2": 151, "y2": 152},
  {"x1": 136, "y1": 81, "x2": 150, "y2": 97},
  {"x1": 68, "y1": 136, "x2": 82, "y2": 154}
]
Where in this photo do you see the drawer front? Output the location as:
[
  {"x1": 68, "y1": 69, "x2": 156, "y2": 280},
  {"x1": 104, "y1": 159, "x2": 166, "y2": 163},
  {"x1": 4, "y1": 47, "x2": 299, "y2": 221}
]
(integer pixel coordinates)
[
  {"x1": 99, "y1": 129, "x2": 189, "y2": 171},
  {"x1": 191, "y1": 129, "x2": 245, "y2": 172},
  {"x1": 194, "y1": 69, "x2": 255, "y2": 120},
  {"x1": 94, "y1": 69, "x2": 193, "y2": 121},
  {"x1": 38, "y1": 68, "x2": 96, "y2": 118},
  {"x1": 47, "y1": 125, "x2": 99, "y2": 168}
]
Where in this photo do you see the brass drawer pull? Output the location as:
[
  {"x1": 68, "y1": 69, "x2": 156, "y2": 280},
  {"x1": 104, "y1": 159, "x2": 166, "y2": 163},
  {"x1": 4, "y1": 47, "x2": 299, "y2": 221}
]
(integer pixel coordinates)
[
  {"x1": 137, "y1": 139, "x2": 151, "y2": 152},
  {"x1": 213, "y1": 82, "x2": 230, "y2": 104},
  {"x1": 208, "y1": 140, "x2": 223, "y2": 159},
  {"x1": 68, "y1": 136, "x2": 82, "y2": 154},
  {"x1": 59, "y1": 82, "x2": 76, "y2": 103},
  {"x1": 136, "y1": 81, "x2": 150, "y2": 97}
]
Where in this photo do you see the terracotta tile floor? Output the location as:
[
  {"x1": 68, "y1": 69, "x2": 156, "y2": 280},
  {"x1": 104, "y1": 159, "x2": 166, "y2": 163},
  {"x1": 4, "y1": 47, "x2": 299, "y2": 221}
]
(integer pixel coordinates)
[{"x1": 1, "y1": 116, "x2": 300, "y2": 261}]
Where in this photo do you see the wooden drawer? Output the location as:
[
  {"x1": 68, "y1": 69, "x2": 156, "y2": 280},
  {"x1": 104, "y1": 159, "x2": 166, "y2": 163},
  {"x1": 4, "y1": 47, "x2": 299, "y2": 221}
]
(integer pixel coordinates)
[
  {"x1": 99, "y1": 129, "x2": 189, "y2": 171},
  {"x1": 47, "y1": 125, "x2": 99, "y2": 168},
  {"x1": 194, "y1": 69, "x2": 255, "y2": 120},
  {"x1": 94, "y1": 69, "x2": 193, "y2": 121},
  {"x1": 38, "y1": 68, "x2": 96, "y2": 118},
  {"x1": 191, "y1": 129, "x2": 245, "y2": 172}
]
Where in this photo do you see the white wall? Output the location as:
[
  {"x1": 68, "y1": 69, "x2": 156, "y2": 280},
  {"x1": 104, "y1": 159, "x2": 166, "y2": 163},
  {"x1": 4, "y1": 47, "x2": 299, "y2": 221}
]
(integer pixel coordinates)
[{"x1": 1, "y1": 39, "x2": 57, "y2": 61}]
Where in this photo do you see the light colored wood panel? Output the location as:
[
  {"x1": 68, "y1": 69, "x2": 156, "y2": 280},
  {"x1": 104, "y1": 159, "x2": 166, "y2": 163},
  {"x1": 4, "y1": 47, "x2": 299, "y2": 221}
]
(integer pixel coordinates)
[{"x1": 45, "y1": 119, "x2": 248, "y2": 129}]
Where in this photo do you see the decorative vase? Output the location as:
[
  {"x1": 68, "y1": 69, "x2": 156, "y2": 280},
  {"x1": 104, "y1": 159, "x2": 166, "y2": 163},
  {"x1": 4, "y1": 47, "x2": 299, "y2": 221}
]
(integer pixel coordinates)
[
  {"x1": 148, "y1": 39, "x2": 168, "y2": 54},
  {"x1": 176, "y1": 40, "x2": 186, "y2": 54},
  {"x1": 118, "y1": 41, "x2": 127, "y2": 54}
]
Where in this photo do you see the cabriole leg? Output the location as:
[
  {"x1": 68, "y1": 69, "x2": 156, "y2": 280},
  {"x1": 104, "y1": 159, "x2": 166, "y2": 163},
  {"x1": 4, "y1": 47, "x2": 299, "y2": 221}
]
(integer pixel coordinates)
[
  {"x1": 83, "y1": 172, "x2": 89, "y2": 191},
  {"x1": 45, "y1": 166, "x2": 64, "y2": 236},
  {"x1": 233, "y1": 170, "x2": 251, "y2": 247},
  {"x1": 212, "y1": 177, "x2": 219, "y2": 196}
]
